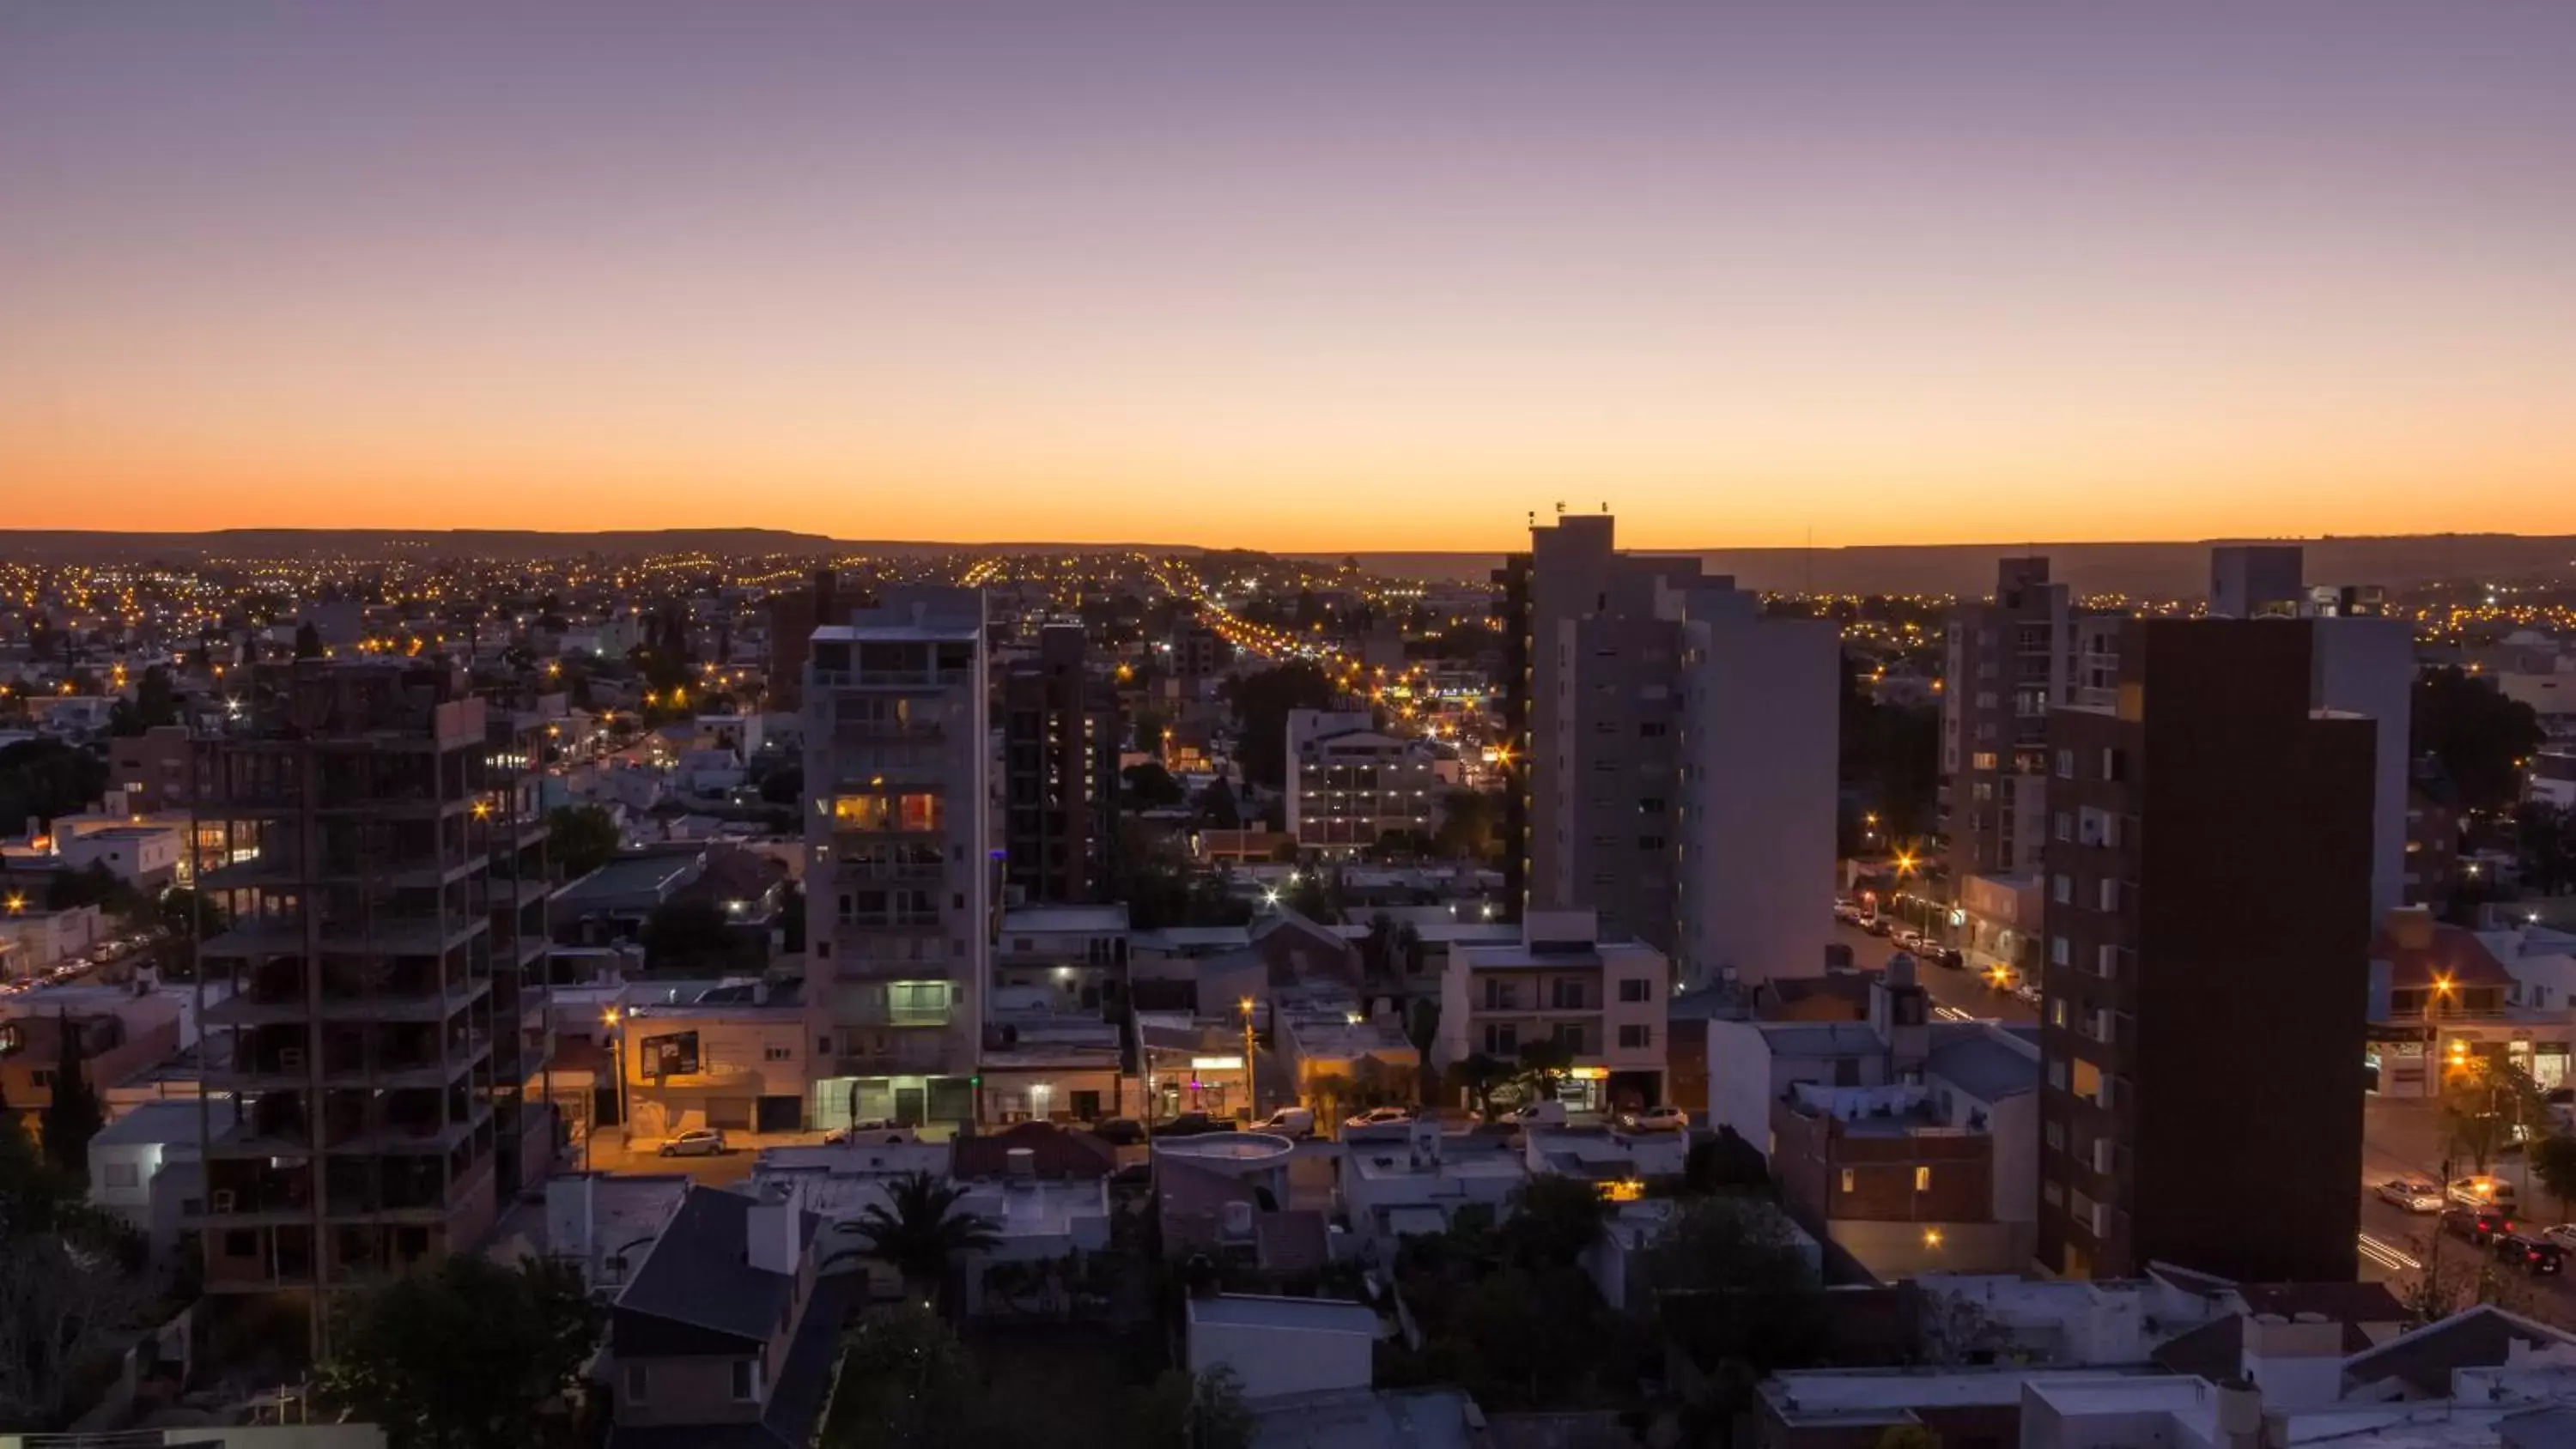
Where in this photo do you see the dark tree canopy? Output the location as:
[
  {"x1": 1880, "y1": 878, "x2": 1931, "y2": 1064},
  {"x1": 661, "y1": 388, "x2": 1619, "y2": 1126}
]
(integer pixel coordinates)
[
  {"x1": 544, "y1": 803, "x2": 621, "y2": 880},
  {"x1": 1219, "y1": 662, "x2": 1339, "y2": 791},
  {"x1": 317, "y1": 1254, "x2": 602, "y2": 1449},
  {"x1": 2415, "y1": 666, "x2": 2544, "y2": 815}
]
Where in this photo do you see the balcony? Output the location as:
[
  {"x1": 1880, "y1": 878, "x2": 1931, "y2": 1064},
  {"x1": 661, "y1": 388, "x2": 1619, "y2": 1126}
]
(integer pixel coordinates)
[{"x1": 832, "y1": 1043, "x2": 954, "y2": 1076}]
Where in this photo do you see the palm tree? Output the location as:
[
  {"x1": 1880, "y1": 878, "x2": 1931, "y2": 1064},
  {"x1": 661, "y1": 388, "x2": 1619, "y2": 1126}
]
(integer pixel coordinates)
[
  {"x1": 1307, "y1": 1071, "x2": 1358, "y2": 1129},
  {"x1": 846, "y1": 1170, "x2": 1000, "y2": 1309},
  {"x1": 1447, "y1": 1052, "x2": 1516, "y2": 1122}
]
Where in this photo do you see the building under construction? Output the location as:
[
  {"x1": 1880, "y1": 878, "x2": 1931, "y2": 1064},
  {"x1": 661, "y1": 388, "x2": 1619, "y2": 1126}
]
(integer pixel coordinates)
[{"x1": 189, "y1": 660, "x2": 556, "y2": 1351}]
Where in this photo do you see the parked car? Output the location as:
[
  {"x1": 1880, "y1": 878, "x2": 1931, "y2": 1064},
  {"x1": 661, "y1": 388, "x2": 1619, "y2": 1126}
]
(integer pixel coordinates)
[
  {"x1": 2375, "y1": 1177, "x2": 2445, "y2": 1213},
  {"x1": 1503, "y1": 1100, "x2": 1568, "y2": 1128},
  {"x1": 1157, "y1": 1113, "x2": 1235, "y2": 1137},
  {"x1": 1090, "y1": 1117, "x2": 1147, "y2": 1146},
  {"x1": 1893, "y1": 930, "x2": 1925, "y2": 953},
  {"x1": 2451, "y1": 1175, "x2": 2519, "y2": 1212},
  {"x1": 1619, "y1": 1106, "x2": 1691, "y2": 1133},
  {"x1": 1344, "y1": 1106, "x2": 1415, "y2": 1131},
  {"x1": 2494, "y1": 1232, "x2": 2566, "y2": 1276},
  {"x1": 1862, "y1": 917, "x2": 1895, "y2": 937},
  {"x1": 2441, "y1": 1204, "x2": 2515, "y2": 1246},
  {"x1": 1255, "y1": 1106, "x2": 1316, "y2": 1138},
  {"x1": 1931, "y1": 947, "x2": 1966, "y2": 970},
  {"x1": 824, "y1": 1119, "x2": 916, "y2": 1145},
  {"x1": 2541, "y1": 1224, "x2": 2576, "y2": 1256},
  {"x1": 658, "y1": 1128, "x2": 726, "y2": 1157},
  {"x1": 1832, "y1": 900, "x2": 1865, "y2": 925}
]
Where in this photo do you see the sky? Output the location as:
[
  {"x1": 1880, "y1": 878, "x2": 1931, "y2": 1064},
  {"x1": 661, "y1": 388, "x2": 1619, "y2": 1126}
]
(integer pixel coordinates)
[{"x1": 4, "y1": 1, "x2": 2575, "y2": 552}]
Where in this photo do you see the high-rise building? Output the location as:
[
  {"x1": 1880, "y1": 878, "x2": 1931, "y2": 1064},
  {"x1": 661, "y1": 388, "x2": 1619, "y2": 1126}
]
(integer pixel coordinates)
[
  {"x1": 1001, "y1": 623, "x2": 1119, "y2": 903},
  {"x1": 2204, "y1": 544, "x2": 2414, "y2": 925},
  {"x1": 763, "y1": 568, "x2": 840, "y2": 712},
  {"x1": 1285, "y1": 708, "x2": 1437, "y2": 858},
  {"x1": 190, "y1": 661, "x2": 555, "y2": 1351},
  {"x1": 1941, "y1": 558, "x2": 2075, "y2": 881},
  {"x1": 2036, "y1": 620, "x2": 2374, "y2": 1282},
  {"x1": 803, "y1": 588, "x2": 990, "y2": 1131},
  {"x1": 1498, "y1": 512, "x2": 1835, "y2": 984}
]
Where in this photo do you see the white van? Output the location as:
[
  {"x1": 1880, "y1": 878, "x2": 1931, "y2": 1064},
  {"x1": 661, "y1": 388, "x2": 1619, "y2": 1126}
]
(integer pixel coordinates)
[
  {"x1": 1256, "y1": 1106, "x2": 1316, "y2": 1138},
  {"x1": 1504, "y1": 1100, "x2": 1567, "y2": 1127}
]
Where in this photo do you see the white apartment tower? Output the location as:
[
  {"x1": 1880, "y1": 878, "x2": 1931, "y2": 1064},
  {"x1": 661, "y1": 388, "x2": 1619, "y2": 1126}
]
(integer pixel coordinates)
[{"x1": 802, "y1": 587, "x2": 991, "y2": 1131}]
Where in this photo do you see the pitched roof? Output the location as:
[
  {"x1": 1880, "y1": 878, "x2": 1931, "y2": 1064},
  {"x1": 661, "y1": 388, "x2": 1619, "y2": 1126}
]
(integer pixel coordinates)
[
  {"x1": 2342, "y1": 1306, "x2": 2576, "y2": 1398},
  {"x1": 605, "y1": 1271, "x2": 854, "y2": 1449},
  {"x1": 2372, "y1": 920, "x2": 2516, "y2": 991},
  {"x1": 951, "y1": 1121, "x2": 1116, "y2": 1180},
  {"x1": 1923, "y1": 1031, "x2": 2038, "y2": 1104},
  {"x1": 612, "y1": 1185, "x2": 817, "y2": 1349}
]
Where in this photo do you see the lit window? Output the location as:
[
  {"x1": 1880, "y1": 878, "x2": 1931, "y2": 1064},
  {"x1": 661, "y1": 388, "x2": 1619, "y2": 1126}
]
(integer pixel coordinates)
[
  {"x1": 1839, "y1": 1168, "x2": 1855, "y2": 1194},
  {"x1": 1915, "y1": 1166, "x2": 1932, "y2": 1192}
]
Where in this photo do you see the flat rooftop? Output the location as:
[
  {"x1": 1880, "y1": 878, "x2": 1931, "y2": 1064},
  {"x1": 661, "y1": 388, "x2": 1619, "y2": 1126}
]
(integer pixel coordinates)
[
  {"x1": 91, "y1": 1099, "x2": 207, "y2": 1149},
  {"x1": 1001, "y1": 904, "x2": 1129, "y2": 936},
  {"x1": 558, "y1": 852, "x2": 700, "y2": 904},
  {"x1": 1189, "y1": 1292, "x2": 1375, "y2": 1334},
  {"x1": 1767, "y1": 1367, "x2": 2172, "y2": 1419}
]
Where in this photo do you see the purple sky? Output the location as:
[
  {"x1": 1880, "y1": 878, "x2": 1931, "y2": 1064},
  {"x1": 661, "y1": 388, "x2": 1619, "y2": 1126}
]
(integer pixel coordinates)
[{"x1": 5, "y1": 2, "x2": 2573, "y2": 548}]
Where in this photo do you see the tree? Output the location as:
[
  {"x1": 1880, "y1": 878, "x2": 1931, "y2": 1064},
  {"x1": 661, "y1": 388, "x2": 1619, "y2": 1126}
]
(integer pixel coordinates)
[
  {"x1": 314, "y1": 1254, "x2": 601, "y2": 1449},
  {"x1": 1132, "y1": 710, "x2": 1168, "y2": 756},
  {"x1": 1838, "y1": 653, "x2": 1941, "y2": 849},
  {"x1": 2415, "y1": 666, "x2": 2545, "y2": 815},
  {"x1": 821, "y1": 1303, "x2": 994, "y2": 1449},
  {"x1": 293, "y1": 621, "x2": 325, "y2": 659},
  {"x1": 1359, "y1": 913, "x2": 1399, "y2": 984},
  {"x1": 2517, "y1": 803, "x2": 2576, "y2": 898},
  {"x1": 1431, "y1": 788, "x2": 1499, "y2": 861},
  {"x1": 1219, "y1": 662, "x2": 1337, "y2": 791},
  {"x1": 0, "y1": 1228, "x2": 153, "y2": 1428},
  {"x1": 1122, "y1": 761, "x2": 1187, "y2": 810},
  {"x1": 1496, "y1": 1173, "x2": 1609, "y2": 1267},
  {"x1": 1646, "y1": 1196, "x2": 1828, "y2": 1379},
  {"x1": 0, "y1": 738, "x2": 109, "y2": 829},
  {"x1": 106, "y1": 664, "x2": 181, "y2": 737},
  {"x1": 1514, "y1": 1037, "x2": 1576, "y2": 1100},
  {"x1": 1195, "y1": 779, "x2": 1243, "y2": 830},
  {"x1": 1686, "y1": 1125, "x2": 1771, "y2": 1193},
  {"x1": 1284, "y1": 867, "x2": 1338, "y2": 924},
  {"x1": 2532, "y1": 1134, "x2": 2576, "y2": 1222},
  {"x1": 641, "y1": 898, "x2": 752, "y2": 973},
  {"x1": 1405, "y1": 998, "x2": 1441, "y2": 1103},
  {"x1": 1446, "y1": 1052, "x2": 1516, "y2": 1121},
  {"x1": 1306, "y1": 1071, "x2": 1358, "y2": 1127},
  {"x1": 2442, "y1": 1056, "x2": 2549, "y2": 1174},
  {"x1": 846, "y1": 1169, "x2": 1001, "y2": 1307},
  {"x1": 544, "y1": 803, "x2": 621, "y2": 880},
  {"x1": 39, "y1": 1014, "x2": 102, "y2": 1178},
  {"x1": 159, "y1": 885, "x2": 226, "y2": 943}
]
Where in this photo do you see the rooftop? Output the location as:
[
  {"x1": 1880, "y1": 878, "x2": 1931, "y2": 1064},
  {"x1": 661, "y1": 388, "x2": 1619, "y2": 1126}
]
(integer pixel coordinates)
[
  {"x1": 1247, "y1": 1388, "x2": 1482, "y2": 1449},
  {"x1": 1188, "y1": 1292, "x2": 1376, "y2": 1335},
  {"x1": 559, "y1": 852, "x2": 702, "y2": 906},
  {"x1": 1757, "y1": 1021, "x2": 1890, "y2": 1058},
  {"x1": 1000, "y1": 903, "x2": 1130, "y2": 937},
  {"x1": 1765, "y1": 1366, "x2": 2175, "y2": 1421},
  {"x1": 90, "y1": 1099, "x2": 207, "y2": 1150},
  {"x1": 1923, "y1": 1026, "x2": 2040, "y2": 1103},
  {"x1": 614, "y1": 1184, "x2": 818, "y2": 1348}
]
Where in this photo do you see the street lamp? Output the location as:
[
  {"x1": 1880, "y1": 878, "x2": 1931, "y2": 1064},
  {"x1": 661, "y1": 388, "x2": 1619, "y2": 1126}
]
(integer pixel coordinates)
[
  {"x1": 604, "y1": 1008, "x2": 632, "y2": 1148},
  {"x1": 1239, "y1": 997, "x2": 1258, "y2": 1119}
]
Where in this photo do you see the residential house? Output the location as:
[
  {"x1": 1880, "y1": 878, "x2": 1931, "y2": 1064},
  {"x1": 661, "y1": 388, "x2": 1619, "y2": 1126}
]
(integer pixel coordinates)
[
  {"x1": 603, "y1": 1182, "x2": 851, "y2": 1449},
  {"x1": 1436, "y1": 909, "x2": 1668, "y2": 1113}
]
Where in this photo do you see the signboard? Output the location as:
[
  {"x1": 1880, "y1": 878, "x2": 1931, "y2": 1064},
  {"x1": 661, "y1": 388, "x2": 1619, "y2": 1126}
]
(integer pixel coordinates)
[{"x1": 640, "y1": 1030, "x2": 701, "y2": 1080}]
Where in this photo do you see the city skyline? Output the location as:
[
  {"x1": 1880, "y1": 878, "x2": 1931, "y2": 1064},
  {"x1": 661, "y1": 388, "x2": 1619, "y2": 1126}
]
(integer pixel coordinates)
[{"x1": 7, "y1": 2, "x2": 2576, "y2": 549}]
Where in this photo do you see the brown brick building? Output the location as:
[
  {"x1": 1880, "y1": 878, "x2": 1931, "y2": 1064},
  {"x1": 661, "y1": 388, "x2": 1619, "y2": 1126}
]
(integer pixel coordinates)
[{"x1": 2036, "y1": 620, "x2": 2375, "y2": 1282}]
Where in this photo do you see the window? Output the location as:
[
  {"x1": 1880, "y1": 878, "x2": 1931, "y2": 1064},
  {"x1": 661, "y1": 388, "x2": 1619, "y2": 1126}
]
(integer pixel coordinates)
[
  {"x1": 764, "y1": 1046, "x2": 792, "y2": 1062},
  {"x1": 1618, "y1": 1024, "x2": 1652, "y2": 1050},
  {"x1": 2099, "y1": 747, "x2": 2127, "y2": 782},
  {"x1": 2050, "y1": 936, "x2": 2069, "y2": 967},
  {"x1": 2055, "y1": 749, "x2": 2075, "y2": 779},
  {"x1": 1637, "y1": 797, "x2": 1666, "y2": 815},
  {"x1": 2051, "y1": 874, "x2": 2071, "y2": 905},
  {"x1": 1618, "y1": 978, "x2": 1651, "y2": 1003},
  {"x1": 2097, "y1": 878, "x2": 2120, "y2": 912},
  {"x1": 1915, "y1": 1166, "x2": 1932, "y2": 1192},
  {"x1": 1637, "y1": 721, "x2": 1668, "y2": 738},
  {"x1": 732, "y1": 1359, "x2": 759, "y2": 1402},
  {"x1": 1072, "y1": 1090, "x2": 1101, "y2": 1120},
  {"x1": 1483, "y1": 1024, "x2": 1519, "y2": 1057},
  {"x1": 1839, "y1": 1168, "x2": 1856, "y2": 1194},
  {"x1": 2053, "y1": 811, "x2": 2072, "y2": 842},
  {"x1": 625, "y1": 1364, "x2": 651, "y2": 1404},
  {"x1": 1970, "y1": 751, "x2": 1999, "y2": 772},
  {"x1": 1637, "y1": 835, "x2": 1665, "y2": 851}
]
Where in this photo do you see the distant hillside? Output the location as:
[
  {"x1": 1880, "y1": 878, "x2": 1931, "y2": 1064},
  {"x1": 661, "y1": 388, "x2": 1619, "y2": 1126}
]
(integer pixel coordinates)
[
  {"x1": 3, "y1": 528, "x2": 2567, "y2": 597},
  {"x1": 1314, "y1": 535, "x2": 2576, "y2": 597}
]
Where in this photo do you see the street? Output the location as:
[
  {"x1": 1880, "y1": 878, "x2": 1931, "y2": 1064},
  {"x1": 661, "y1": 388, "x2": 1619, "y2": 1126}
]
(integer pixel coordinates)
[
  {"x1": 1830, "y1": 920, "x2": 2037, "y2": 1025},
  {"x1": 2355, "y1": 1094, "x2": 2576, "y2": 1325}
]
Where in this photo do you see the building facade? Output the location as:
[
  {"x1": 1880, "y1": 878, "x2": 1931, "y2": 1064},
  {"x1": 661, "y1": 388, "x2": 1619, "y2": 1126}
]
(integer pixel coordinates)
[
  {"x1": 1942, "y1": 558, "x2": 2074, "y2": 882},
  {"x1": 802, "y1": 588, "x2": 990, "y2": 1130},
  {"x1": 189, "y1": 661, "x2": 555, "y2": 1351},
  {"x1": 1285, "y1": 709, "x2": 1436, "y2": 857},
  {"x1": 1435, "y1": 907, "x2": 1667, "y2": 1112},
  {"x1": 2035, "y1": 621, "x2": 2375, "y2": 1282},
  {"x1": 1002, "y1": 623, "x2": 1120, "y2": 903}
]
